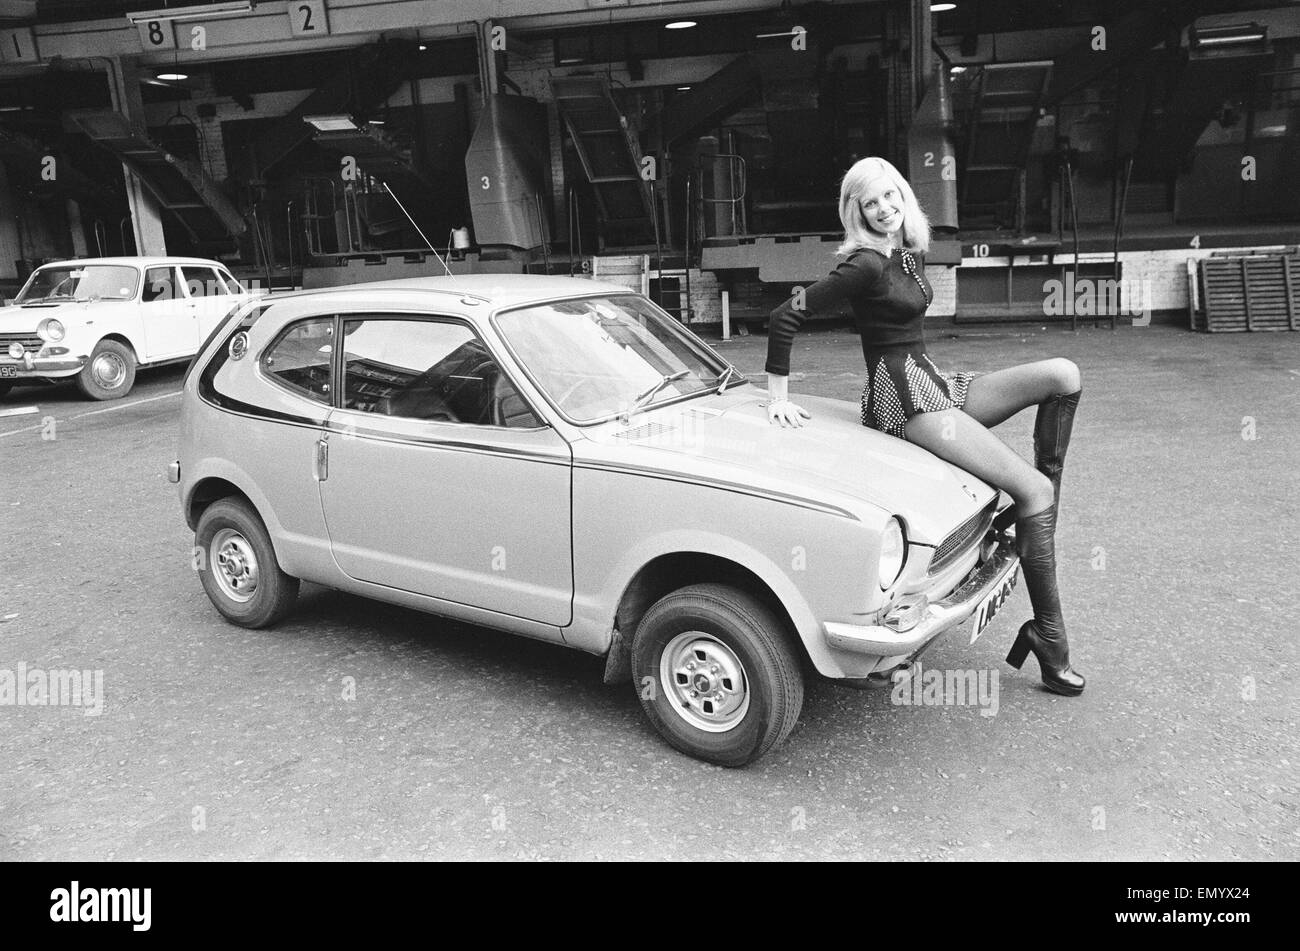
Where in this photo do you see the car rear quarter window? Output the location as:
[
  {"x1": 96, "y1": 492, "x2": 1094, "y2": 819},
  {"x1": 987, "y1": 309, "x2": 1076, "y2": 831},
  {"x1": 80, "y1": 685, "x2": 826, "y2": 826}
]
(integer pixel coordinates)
[
  {"x1": 261, "y1": 317, "x2": 334, "y2": 404},
  {"x1": 182, "y1": 266, "x2": 228, "y2": 297}
]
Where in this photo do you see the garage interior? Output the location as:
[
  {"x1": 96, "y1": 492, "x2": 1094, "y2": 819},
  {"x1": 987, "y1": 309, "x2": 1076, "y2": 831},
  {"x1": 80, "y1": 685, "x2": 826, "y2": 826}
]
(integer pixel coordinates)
[{"x1": 1, "y1": 0, "x2": 1298, "y2": 329}]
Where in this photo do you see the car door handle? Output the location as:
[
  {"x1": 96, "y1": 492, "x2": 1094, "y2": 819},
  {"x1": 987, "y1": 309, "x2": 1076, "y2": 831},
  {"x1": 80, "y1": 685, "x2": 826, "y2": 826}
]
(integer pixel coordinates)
[{"x1": 313, "y1": 437, "x2": 329, "y2": 482}]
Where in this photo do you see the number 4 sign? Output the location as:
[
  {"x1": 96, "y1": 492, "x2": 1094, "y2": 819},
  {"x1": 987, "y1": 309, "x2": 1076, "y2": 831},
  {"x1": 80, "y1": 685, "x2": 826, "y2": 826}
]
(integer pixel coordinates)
[
  {"x1": 289, "y1": 1, "x2": 330, "y2": 37},
  {"x1": 0, "y1": 27, "x2": 39, "y2": 64}
]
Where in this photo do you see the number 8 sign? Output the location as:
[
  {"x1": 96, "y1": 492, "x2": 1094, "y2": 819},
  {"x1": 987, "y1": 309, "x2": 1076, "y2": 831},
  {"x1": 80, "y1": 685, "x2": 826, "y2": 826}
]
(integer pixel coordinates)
[{"x1": 135, "y1": 19, "x2": 176, "y2": 51}]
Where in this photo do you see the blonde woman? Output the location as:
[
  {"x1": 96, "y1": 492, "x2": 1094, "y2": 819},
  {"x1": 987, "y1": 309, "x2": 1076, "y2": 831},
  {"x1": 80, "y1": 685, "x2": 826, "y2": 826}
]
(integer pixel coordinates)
[{"x1": 765, "y1": 156, "x2": 1086, "y2": 696}]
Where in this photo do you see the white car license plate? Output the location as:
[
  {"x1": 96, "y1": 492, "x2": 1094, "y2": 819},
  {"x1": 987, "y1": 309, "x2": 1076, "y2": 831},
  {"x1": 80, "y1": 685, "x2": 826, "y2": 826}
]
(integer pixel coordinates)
[
  {"x1": 0, "y1": 365, "x2": 17, "y2": 378},
  {"x1": 969, "y1": 563, "x2": 1019, "y2": 645}
]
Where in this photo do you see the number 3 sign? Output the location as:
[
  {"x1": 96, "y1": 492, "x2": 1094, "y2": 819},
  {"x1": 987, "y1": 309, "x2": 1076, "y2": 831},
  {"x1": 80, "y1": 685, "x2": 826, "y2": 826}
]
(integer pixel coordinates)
[{"x1": 289, "y1": 1, "x2": 330, "y2": 37}]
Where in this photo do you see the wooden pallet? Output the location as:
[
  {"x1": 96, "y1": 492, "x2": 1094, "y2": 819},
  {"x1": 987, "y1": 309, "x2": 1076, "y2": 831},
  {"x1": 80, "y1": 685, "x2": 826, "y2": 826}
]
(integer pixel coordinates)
[{"x1": 1195, "y1": 251, "x2": 1300, "y2": 332}]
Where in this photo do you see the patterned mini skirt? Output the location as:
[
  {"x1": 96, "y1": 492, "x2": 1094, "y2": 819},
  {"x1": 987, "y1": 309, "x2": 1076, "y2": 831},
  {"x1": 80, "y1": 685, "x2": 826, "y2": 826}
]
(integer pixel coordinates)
[{"x1": 859, "y1": 347, "x2": 978, "y2": 441}]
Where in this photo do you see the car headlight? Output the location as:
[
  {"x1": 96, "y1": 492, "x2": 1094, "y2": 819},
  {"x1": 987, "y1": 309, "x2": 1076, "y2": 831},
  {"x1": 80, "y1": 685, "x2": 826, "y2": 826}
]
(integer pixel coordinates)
[
  {"x1": 37, "y1": 318, "x2": 65, "y2": 343},
  {"x1": 878, "y1": 517, "x2": 906, "y2": 588}
]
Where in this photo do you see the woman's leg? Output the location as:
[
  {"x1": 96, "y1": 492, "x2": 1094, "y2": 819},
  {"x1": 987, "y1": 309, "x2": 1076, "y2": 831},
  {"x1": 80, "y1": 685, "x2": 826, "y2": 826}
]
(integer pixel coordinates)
[
  {"x1": 905, "y1": 408, "x2": 1085, "y2": 695},
  {"x1": 962, "y1": 358, "x2": 1083, "y2": 525},
  {"x1": 903, "y1": 408, "x2": 1053, "y2": 514},
  {"x1": 960, "y1": 358, "x2": 1081, "y2": 428}
]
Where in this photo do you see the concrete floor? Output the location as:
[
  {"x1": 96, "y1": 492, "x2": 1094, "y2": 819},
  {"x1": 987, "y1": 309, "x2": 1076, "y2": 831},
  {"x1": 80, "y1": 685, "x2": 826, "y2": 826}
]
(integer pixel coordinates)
[{"x1": 0, "y1": 320, "x2": 1296, "y2": 860}]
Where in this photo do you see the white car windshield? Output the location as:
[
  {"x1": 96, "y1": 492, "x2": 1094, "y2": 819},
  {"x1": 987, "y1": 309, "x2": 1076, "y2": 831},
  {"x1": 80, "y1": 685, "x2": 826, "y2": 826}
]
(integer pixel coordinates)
[
  {"x1": 495, "y1": 295, "x2": 733, "y2": 423},
  {"x1": 16, "y1": 265, "x2": 139, "y2": 303}
]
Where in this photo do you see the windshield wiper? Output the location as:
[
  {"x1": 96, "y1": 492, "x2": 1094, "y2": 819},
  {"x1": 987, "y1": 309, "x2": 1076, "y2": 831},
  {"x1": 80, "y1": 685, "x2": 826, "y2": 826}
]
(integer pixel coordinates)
[
  {"x1": 624, "y1": 369, "x2": 690, "y2": 421},
  {"x1": 713, "y1": 364, "x2": 741, "y2": 393}
]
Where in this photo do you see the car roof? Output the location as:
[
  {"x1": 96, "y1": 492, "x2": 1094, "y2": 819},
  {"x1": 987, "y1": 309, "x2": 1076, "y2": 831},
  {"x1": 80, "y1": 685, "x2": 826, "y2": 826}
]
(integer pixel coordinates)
[
  {"x1": 263, "y1": 274, "x2": 637, "y2": 309},
  {"x1": 33, "y1": 256, "x2": 228, "y2": 269}
]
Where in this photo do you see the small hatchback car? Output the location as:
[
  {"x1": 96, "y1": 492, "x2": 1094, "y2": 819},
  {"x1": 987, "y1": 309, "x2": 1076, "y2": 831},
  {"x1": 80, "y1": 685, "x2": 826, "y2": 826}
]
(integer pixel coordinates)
[
  {"x1": 172, "y1": 276, "x2": 1019, "y2": 766},
  {"x1": 0, "y1": 256, "x2": 250, "y2": 401}
]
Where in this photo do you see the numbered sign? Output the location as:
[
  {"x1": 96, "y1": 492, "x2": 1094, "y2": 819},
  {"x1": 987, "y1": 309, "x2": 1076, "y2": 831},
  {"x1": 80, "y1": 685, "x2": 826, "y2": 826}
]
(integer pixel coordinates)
[
  {"x1": 136, "y1": 19, "x2": 177, "y2": 52},
  {"x1": 0, "y1": 28, "x2": 39, "y2": 64},
  {"x1": 289, "y1": 1, "x2": 330, "y2": 37}
]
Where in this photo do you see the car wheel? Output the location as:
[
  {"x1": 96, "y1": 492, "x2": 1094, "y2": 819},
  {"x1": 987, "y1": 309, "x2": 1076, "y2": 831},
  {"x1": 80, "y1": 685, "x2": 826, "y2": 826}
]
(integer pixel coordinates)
[
  {"x1": 632, "y1": 583, "x2": 804, "y2": 767},
  {"x1": 75, "y1": 339, "x2": 136, "y2": 401},
  {"x1": 0, "y1": 381, "x2": 13, "y2": 399},
  {"x1": 195, "y1": 498, "x2": 299, "y2": 628}
]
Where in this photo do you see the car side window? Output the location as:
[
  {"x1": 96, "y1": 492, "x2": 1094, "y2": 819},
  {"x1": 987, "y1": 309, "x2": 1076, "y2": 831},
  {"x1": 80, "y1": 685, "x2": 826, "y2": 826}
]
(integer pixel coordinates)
[
  {"x1": 182, "y1": 266, "x2": 228, "y2": 297},
  {"x1": 262, "y1": 317, "x2": 334, "y2": 404},
  {"x1": 339, "y1": 316, "x2": 539, "y2": 427},
  {"x1": 141, "y1": 266, "x2": 176, "y2": 303}
]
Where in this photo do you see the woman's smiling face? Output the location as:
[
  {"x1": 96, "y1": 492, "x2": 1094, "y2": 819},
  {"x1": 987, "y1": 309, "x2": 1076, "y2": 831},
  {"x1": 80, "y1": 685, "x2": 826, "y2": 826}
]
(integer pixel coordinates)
[{"x1": 858, "y1": 174, "x2": 904, "y2": 236}]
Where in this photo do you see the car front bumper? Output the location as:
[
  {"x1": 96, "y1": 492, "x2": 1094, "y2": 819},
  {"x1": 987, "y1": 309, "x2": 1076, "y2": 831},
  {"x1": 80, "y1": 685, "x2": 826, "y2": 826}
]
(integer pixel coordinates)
[
  {"x1": 823, "y1": 538, "x2": 1020, "y2": 657},
  {"x1": 0, "y1": 354, "x2": 86, "y2": 379}
]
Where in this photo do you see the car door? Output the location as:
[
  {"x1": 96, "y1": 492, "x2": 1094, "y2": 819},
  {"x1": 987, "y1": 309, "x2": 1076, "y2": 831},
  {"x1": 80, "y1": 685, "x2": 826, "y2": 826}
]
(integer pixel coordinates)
[
  {"x1": 181, "y1": 265, "x2": 240, "y2": 344},
  {"x1": 139, "y1": 264, "x2": 197, "y2": 360},
  {"x1": 316, "y1": 313, "x2": 574, "y2": 627}
]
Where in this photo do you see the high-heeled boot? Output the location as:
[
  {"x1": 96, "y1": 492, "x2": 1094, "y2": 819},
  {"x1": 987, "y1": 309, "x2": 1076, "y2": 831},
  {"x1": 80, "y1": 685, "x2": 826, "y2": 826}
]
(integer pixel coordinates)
[
  {"x1": 1004, "y1": 504, "x2": 1086, "y2": 696},
  {"x1": 993, "y1": 389, "x2": 1083, "y2": 533}
]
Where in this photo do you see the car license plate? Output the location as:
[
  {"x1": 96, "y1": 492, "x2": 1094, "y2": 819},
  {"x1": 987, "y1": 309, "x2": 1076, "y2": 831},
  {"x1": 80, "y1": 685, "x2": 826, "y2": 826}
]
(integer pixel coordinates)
[
  {"x1": 970, "y1": 563, "x2": 1018, "y2": 644},
  {"x1": 0, "y1": 365, "x2": 17, "y2": 377}
]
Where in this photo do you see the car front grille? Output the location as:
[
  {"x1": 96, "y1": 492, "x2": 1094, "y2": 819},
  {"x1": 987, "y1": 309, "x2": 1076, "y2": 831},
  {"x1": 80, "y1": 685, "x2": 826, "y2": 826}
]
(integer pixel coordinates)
[
  {"x1": 0, "y1": 333, "x2": 42, "y2": 355},
  {"x1": 929, "y1": 498, "x2": 997, "y2": 574}
]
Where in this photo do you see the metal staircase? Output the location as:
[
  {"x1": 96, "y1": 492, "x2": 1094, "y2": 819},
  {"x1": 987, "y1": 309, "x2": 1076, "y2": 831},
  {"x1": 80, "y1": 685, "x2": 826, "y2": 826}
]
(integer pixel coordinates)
[
  {"x1": 69, "y1": 111, "x2": 246, "y2": 249},
  {"x1": 958, "y1": 61, "x2": 1052, "y2": 231},
  {"x1": 552, "y1": 76, "x2": 656, "y2": 248},
  {"x1": 308, "y1": 124, "x2": 438, "y2": 234}
]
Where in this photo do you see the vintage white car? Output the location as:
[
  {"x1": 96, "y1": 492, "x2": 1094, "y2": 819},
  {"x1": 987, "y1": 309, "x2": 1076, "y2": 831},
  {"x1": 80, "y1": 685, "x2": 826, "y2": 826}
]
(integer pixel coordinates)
[
  {"x1": 171, "y1": 275, "x2": 1020, "y2": 766},
  {"x1": 0, "y1": 256, "x2": 250, "y2": 401}
]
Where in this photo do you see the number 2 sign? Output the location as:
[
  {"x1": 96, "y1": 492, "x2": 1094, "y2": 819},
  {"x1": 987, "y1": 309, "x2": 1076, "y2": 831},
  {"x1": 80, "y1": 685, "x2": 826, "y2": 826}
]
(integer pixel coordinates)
[{"x1": 289, "y1": 1, "x2": 330, "y2": 37}]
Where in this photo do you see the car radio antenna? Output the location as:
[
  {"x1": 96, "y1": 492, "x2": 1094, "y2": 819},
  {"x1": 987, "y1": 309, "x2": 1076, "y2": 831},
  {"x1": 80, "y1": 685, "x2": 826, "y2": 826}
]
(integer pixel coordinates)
[{"x1": 381, "y1": 181, "x2": 452, "y2": 276}]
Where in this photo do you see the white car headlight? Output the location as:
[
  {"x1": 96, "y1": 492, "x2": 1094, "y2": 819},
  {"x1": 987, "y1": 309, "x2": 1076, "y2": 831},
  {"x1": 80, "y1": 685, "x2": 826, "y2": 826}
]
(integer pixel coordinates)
[
  {"x1": 37, "y1": 318, "x2": 65, "y2": 343},
  {"x1": 878, "y1": 517, "x2": 906, "y2": 589}
]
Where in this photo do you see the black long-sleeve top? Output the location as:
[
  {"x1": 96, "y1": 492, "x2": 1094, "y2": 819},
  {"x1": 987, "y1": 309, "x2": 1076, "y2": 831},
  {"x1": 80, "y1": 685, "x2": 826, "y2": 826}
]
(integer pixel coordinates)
[{"x1": 764, "y1": 247, "x2": 932, "y2": 376}]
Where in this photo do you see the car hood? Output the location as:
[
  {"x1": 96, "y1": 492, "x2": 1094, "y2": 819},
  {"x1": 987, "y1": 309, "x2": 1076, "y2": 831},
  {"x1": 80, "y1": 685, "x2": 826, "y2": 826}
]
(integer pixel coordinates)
[
  {"x1": 576, "y1": 386, "x2": 996, "y2": 543},
  {"x1": 0, "y1": 300, "x2": 109, "y2": 330}
]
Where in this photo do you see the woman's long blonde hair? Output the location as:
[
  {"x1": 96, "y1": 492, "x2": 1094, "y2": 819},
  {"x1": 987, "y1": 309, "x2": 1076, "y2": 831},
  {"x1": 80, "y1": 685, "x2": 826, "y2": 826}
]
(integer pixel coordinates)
[{"x1": 835, "y1": 157, "x2": 930, "y2": 257}]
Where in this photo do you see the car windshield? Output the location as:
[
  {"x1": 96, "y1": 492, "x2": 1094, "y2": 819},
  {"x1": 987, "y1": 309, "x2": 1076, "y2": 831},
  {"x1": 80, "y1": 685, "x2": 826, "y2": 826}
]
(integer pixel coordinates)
[
  {"x1": 16, "y1": 265, "x2": 139, "y2": 303},
  {"x1": 495, "y1": 295, "x2": 731, "y2": 423}
]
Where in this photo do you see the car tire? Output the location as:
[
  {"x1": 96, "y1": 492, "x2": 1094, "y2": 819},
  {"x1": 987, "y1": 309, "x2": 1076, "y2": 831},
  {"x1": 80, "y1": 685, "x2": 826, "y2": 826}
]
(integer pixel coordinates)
[
  {"x1": 195, "y1": 497, "x2": 299, "y2": 628},
  {"x1": 632, "y1": 583, "x2": 804, "y2": 767},
  {"x1": 75, "y1": 339, "x2": 136, "y2": 401},
  {"x1": 0, "y1": 381, "x2": 13, "y2": 399}
]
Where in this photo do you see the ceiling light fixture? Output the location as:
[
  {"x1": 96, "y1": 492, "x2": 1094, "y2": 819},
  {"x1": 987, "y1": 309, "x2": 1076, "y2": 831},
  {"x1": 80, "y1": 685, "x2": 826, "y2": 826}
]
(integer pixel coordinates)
[
  {"x1": 156, "y1": 71, "x2": 188, "y2": 81},
  {"x1": 303, "y1": 114, "x2": 362, "y2": 132},
  {"x1": 665, "y1": 21, "x2": 697, "y2": 30},
  {"x1": 126, "y1": 2, "x2": 254, "y2": 24},
  {"x1": 932, "y1": 3, "x2": 958, "y2": 12},
  {"x1": 1191, "y1": 23, "x2": 1267, "y2": 47}
]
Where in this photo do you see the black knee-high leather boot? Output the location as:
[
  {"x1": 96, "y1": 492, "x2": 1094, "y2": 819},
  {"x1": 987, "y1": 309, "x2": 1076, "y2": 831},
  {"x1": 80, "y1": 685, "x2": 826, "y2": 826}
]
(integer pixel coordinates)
[
  {"x1": 1034, "y1": 389, "x2": 1081, "y2": 510},
  {"x1": 1005, "y1": 504, "x2": 1086, "y2": 696},
  {"x1": 993, "y1": 389, "x2": 1083, "y2": 532}
]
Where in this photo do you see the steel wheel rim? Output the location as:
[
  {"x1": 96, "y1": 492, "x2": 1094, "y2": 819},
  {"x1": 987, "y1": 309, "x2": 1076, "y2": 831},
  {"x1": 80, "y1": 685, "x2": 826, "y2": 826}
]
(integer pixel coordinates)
[
  {"x1": 211, "y1": 528, "x2": 260, "y2": 604},
  {"x1": 660, "y1": 631, "x2": 750, "y2": 733},
  {"x1": 91, "y1": 351, "x2": 127, "y2": 389}
]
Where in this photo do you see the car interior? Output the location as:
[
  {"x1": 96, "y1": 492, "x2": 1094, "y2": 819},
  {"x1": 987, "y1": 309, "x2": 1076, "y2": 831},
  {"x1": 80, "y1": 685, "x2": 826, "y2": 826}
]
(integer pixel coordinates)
[{"x1": 264, "y1": 320, "x2": 540, "y2": 428}]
